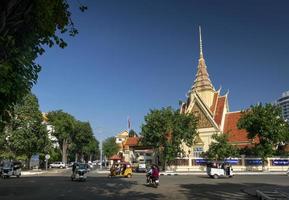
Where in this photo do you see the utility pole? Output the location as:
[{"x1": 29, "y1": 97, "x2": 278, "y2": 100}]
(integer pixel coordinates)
[{"x1": 99, "y1": 140, "x2": 102, "y2": 170}]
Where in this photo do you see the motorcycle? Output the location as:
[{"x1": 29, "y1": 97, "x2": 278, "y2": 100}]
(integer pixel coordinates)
[
  {"x1": 146, "y1": 170, "x2": 160, "y2": 188},
  {"x1": 147, "y1": 175, "x2": 160, "y2": 188}
]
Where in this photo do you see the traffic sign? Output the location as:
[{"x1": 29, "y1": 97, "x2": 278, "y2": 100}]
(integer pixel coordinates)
[{"x1": 45, "y1": 154, "x2": 50, "y2": 160}]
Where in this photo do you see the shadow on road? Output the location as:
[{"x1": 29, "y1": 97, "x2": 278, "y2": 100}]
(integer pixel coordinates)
[
  {"x1": 178, "y1": 182, "x2": 289, "y2": 200},
  {"x1": 0, "y1": 176, "x2": 165, "y2": 200}
]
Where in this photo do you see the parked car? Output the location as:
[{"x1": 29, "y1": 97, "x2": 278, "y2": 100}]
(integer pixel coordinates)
[
  {"x1": 137, "y1": 161, "x2": 146, "y2": 172},
  {"x1": 49, "y1": 162, "x2": 66, "y2": 168}
]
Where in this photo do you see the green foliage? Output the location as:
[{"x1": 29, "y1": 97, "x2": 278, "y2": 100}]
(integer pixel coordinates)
[
  {"x1": 47, "y1": 111, "x2": 99, "y2": 162},
  {"x1": 202, "y1": 134, "x2": 239, "y2": 161},
  {"x1": 128, "y1": 129, "x2": 137, "y2": 137},
  {"x1": 83, "y1": 137, "x2": 99, "y2": 160},
  {"x1": 49, "y1": 147, "x2": 62, "y2": 162},
  {"x1": 46, "y1": 110, "x2": 75, "y2": 163},
  {"x1": 47, "y1": 110, "x2": 75, "y2": 148},
  {"x1": 72, "y1": 121, "x2": 93, "y2": 153},
  {"x1": 3, "y1": 93, "x2": 50, "y2": 161},
  {"x1": 141, "y1": 107, "x2": 198, "y2": 166},
  {"x1": 102, "y1": 137, "x2": 120, "y2": 159},
  {"x1": 0, "y1": 0, "x2": 83, "y2": 129},
  {"x1": 237, "y1": 103, "x2": 289, "y2": 160},
  {"x1": 70, "y1": 120, "x2": 99, "y2": 161}
]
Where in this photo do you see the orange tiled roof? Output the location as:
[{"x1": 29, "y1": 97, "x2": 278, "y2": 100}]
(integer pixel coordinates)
[
  {"x1": 124, "y1": 137, "x2": 139, "y2": 146},
  {"x1": 214, "y1": 96, "x2": 226, "y2": 126},
  {"x1": 223, "y1": 112, "x2": 252, "y2": 145},
  {"x1": 109, "y1": 155, "x2": 122, "y2": 160}
]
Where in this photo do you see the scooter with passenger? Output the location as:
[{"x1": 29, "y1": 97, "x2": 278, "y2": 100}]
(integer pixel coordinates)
[{"x1": 146, "y1": 164, "x2": 160, "y2": 187}]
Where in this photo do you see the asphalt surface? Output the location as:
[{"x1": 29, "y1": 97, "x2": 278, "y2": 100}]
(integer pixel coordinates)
[{"x1": 0, "y1": 169, "x2": 288, "y2": 200}]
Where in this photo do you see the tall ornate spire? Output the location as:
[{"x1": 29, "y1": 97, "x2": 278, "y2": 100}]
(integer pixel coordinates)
[
  {"x1": 191, "y1": 26, "x2": 214, "y2": 93},
  {"x1": 199, "y1": 26, "x2": 203, "y2": 59}
]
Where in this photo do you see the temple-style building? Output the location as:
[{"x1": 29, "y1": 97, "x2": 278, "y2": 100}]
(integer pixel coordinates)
[{"x1": 180, "y1": 27, "x2": 256, "y2": 157}]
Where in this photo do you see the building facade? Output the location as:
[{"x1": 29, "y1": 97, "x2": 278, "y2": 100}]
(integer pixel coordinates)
[
  {"x1": 180, "y1": 27, "x2": 255, "y2": 157},
  {"x1": 277, "y1": 90, "x2": 289, "y2": 122}
]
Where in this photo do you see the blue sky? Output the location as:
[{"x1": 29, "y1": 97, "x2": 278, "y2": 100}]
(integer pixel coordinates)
[{"x1": 32, "y1": 0, "x2": 289, "y2": 141}]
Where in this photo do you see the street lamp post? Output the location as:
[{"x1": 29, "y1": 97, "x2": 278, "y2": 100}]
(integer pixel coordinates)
[{"x1": 100, "y1": 140, "x2": 102, "y2": 170}]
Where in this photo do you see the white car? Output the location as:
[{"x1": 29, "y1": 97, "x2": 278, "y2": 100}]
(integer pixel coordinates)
[{"x1": 49, "y1": 162, "x2": 66, "y2": 168}]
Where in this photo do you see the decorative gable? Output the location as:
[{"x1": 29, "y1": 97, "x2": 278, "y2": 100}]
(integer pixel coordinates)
[{"x1": 191, "y1": 102, "x2": 214, "y2": 128}]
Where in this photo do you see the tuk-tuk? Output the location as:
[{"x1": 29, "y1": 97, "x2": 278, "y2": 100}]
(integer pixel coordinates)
[
  {"x1": 206, "y1": 162, "x2": 233, "y2": 179},
  {"x1": 109, "y1": 162, "x2": 133, "y2": 178},
  {"x1": 71, "y1": 162, "x2": 88, "y2": 181},
  {"x1": 1, "y1": 160, "x2": 22, "y2": 179}
]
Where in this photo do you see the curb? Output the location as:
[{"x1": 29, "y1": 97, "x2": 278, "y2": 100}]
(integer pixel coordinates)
[
  {"x1": 22, "y1": 171, "x2": 45, "y2": 175},
  {"x1": 160, "y1": 171, "x2": 287, "y2": 176},
  {"x1": 78, "y1": 170, "x2": 288, "y2": 176}
]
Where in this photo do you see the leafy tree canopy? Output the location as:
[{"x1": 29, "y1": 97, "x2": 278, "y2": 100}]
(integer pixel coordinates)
[
  {"x1": 102, "y1": 137, "x2": 119, "y2": 159},
  {"x1": 47, "y1": 110, "x2": 76, "y2": 147},
  {"x1": 3, "y1": 93, "x2": 50, "y2": 163},
  {"x1": 47, "y1": 110, "x2": 76, "y2": 163},
  {"x1": 128, "y1": 129, "x2": 137, "y2": 137},
  {"x1": 72, "y1": 121, "x2": 93, "y2": 153},
  {"x1": 202, "y1": 134, "x2": 239, "y2": 161},
  {"x1": 70, "y1": 120, "x2": 99, "y2": 160},
  {"x1": 0, "y1": 0, "x2": 85, "y2": 128},
  {"x1": 237, "y1": 103, "x2": 289, "y2": 160},
  {"x1": 141, "y1": 107, "x2": 198, "y2": 165}
]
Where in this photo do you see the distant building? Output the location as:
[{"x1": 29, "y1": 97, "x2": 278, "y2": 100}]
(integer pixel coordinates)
[
  {"x1": 277, "y1": 90, "x2": 289, "y2": 122},
  {"x1": 42, "y1": 113, "x2": 59, "y2": 148},
  {"x1": 115, "y1": 130, "x2": 129, "y2": 144}
]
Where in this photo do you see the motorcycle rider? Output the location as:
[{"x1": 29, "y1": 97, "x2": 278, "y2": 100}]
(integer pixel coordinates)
[
  {"x1": 146, "y1": 164, "x2": 160, "y2": 184},
  {"x1": 146, "y1": 165, "x2": 153, "y2": 184},
  {"x1": 151, "y1": 165, "x2": 159, "y2": 180}
]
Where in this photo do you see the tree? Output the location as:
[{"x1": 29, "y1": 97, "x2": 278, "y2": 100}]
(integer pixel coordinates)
[
  {"x1": 4, "y1": 93, "x2": 50, "y2": 168},
  {"x1": 237, "y1": 103, "x2": 289, "y2": 169},
  {"x1": 70, "y1": 121, "x2": 99, "y2": 162},
  {"x1": 83, "y1": 137, "x2": 99, "y2": 161},
  {"x1": 202, "y1": 134, "x2": 239, "y2": 161},
  {"x1": 47, "y1": 110, "x2": 76, "y2": 164},
  {"x1": 141, "y1": 107, "x2": 198, "y2": 169},
  {"x1": 128, "y1": 129, "x2": 137, "y2": 137},
  {"x1": 102, "y1": 137, "x2": 120, "y2": 159},
  {"x1": 0, "y1": 0, "x2": 85, "y2": 130}
]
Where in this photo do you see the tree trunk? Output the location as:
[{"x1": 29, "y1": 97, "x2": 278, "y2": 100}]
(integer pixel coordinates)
[
  {"x1": 89, "y1": 154, "x2": 92, "y2": 162},
  {"x1": 62, "y1": 139, "x2": 68, "y2": 164},
  {"x1": 162, "y1": 149, "x2": 167, "y2": 171},
  {"x1": 27, "y1": 155, "x2": 32, "y2": 170},
  {"x1": 75, "y1": 153, "x2": 78, "y2": 162}
]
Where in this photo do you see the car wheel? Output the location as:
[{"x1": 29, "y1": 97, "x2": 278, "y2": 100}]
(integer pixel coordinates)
[
  {"x1": 213, "y1": 174, "x2": 219, "y2": 179},
  {"x1": 127, "y1": 174, "x2": 132, "y2": 178}
]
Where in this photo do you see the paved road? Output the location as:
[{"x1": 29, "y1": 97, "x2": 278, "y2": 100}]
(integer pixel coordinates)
[{"x1": 0, "y1": 170, "x2": 288, "y2": 200}]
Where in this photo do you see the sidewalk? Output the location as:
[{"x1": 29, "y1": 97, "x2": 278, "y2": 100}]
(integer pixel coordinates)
[
  {"x1": 21, "y1": 168, "x2": 69, "y2": 176},
  {"x1": 160, "y1": 171, "x2": 287, "y2": 176},
  {"x1": 94, "y1": 169, "x2": 287, "y2": 176},
  {"x1": 21, "y1": 170, "x2": 45, "y2": 176}
]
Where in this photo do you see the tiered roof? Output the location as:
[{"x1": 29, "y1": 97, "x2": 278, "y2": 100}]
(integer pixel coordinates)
[{"x1": 183, "y1": 26, "x2": 255, "y2": 148}]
